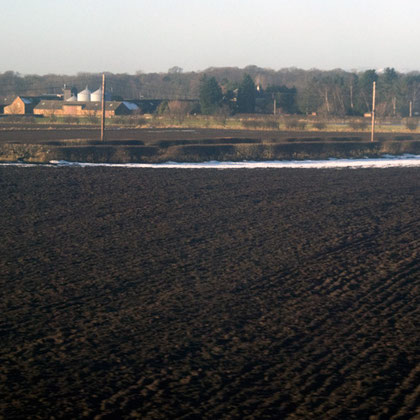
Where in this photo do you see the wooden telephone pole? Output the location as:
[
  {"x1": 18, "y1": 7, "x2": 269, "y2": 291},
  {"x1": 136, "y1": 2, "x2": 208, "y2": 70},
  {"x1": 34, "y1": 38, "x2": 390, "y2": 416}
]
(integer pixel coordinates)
[
  {"x1": 101, "y1": 73, "x2": 106, "y2": 142},
  {"x1": 371, "y1": 81, "x2": 376, "y2": 143}
]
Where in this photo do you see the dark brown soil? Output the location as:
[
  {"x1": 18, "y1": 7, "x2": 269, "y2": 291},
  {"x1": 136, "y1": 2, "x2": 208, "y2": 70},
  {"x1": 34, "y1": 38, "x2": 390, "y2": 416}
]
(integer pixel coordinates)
[
  {"x1": 2, "y1": 127, "x2": 419, "y2": 163},
  {"x1": 0, "y1": 167, "x2": 419, "y2": 419},
  {"x1": 0, "y1": 127, "x2": 419, "y2": 145}
]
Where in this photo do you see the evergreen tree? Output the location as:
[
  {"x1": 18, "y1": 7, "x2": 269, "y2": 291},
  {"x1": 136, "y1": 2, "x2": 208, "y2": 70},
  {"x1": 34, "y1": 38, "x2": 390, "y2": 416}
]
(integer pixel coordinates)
[
  {"x1": 358, "y1": 70, "x2": 378, "y2": 113},
  {"x1": 237, "y1": 74, "x2": 256, "y2": 113},
  {"x1": 199, "y1": 75, "x2": 222, "y2": 114},
  {"x1": 378, "y1": 68, "x2": 400, "y2": 116}
]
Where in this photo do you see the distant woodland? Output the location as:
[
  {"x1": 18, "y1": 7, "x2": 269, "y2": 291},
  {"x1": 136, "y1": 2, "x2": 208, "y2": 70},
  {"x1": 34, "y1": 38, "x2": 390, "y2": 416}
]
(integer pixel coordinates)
[{"x1": 1, "y1": 66, "x2": 420, "y2": 117}]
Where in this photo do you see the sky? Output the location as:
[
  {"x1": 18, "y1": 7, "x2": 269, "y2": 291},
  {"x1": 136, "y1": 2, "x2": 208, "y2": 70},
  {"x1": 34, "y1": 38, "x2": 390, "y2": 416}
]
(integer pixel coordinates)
[{"x1": 2, "y1": 0, "x2": 420, "y2": 75}]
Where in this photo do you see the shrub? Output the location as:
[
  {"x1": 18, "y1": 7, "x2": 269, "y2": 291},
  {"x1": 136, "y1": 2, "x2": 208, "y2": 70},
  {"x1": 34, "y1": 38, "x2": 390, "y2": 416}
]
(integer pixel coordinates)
[
  {"x1": 284, "y1": 117, "x2": 306, "y2": 130},
  {"x1": 241, "y1": 118, "x2": 279, "y2": 130},
  {"x1": 214, "y1": 105, "x2": 231, "y2": 126},
  {"x1": 131, "y1": 116, "x2": 147, "y2": 127},
  {"x1": 405, "y1": 118, "x2": 418, "y2": 131},
  {"x1": 156, "y1": 101, "x2": 169, "y2": 115},
  {"x1": 262, "y1": 119, "x2": 279, "y2": 129},
  {"x1": 63, "y1": 115, "x2": 80, "y2": 124},
  {"x1": 284, "y1": 119, "x2": 295, "y2": 129},
  {"x1": 242, "y1": 119, "x2": 259, "y2": 129},
  {"x1": 348, "y1": 120, "x2": 368, "y2": 131},
  {"x1": 313, "y1": 121, "x2": 326, "y2": 130},
  {"x1": 86, "y1": 114, "x2": 99, "y2": 124},
  {"x1": 112, "y1": 116, "x2": 126, "y2": 125},
  {"x1": 23, "y1": 116, "x2": 35, "y2": 124},
  {"x1": 1, "y1": 115, "x2": 36, "y2": 124},
  {"x1": 167, "y1": 101, "x2": 193, "y2": 123}
]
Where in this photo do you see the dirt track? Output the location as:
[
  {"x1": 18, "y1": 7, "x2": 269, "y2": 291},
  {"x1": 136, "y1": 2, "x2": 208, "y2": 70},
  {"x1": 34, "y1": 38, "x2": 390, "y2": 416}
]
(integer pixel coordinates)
[{"x1": 0, "y1": 167, "x2": 419, "y2": 419}]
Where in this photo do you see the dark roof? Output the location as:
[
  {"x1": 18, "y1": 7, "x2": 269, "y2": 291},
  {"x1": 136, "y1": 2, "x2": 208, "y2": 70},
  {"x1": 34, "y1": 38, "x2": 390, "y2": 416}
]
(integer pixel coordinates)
[
  {"x1": 38, "y1": 94, "x2": 63, "y2": 100},
  {"x1": 84, "y1": 101, "x2": 125, "y2": 111},
  {"x1": 34, "y1": 100, "x2": 127, "y2": 111},
  {"x1": 34, "y1": 100, "x2": 63, "y2": 110},
  {"x1": 19, "y1": 95, "x2": 61, "y2": 101},
  {"x1": 17, "y1": 96, "x2": 37, "y2": 105}
]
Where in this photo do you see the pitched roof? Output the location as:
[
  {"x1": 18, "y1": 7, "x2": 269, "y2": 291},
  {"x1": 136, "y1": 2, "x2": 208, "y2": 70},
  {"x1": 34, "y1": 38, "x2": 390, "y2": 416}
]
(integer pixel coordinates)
[
  {"x1": 13, "y1": 96, "x2": 42, "y2": 109},
  {"x1": 20, "y1": 97, "x2": 33, "y2": 105},
  {"x1": 34, "y1": 100, "x2": 63, "y2": 110},
  {"x1": 122, "y1": 101, "x2": 139, "y2": 111},
  {"x1": 84, "y1": 101, "x2": 125, "y2": 110}
]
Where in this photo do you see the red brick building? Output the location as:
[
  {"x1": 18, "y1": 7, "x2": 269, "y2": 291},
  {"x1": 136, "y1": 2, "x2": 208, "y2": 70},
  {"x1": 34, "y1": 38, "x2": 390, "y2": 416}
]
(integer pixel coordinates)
[
  {"x1": 33, "y1": 100, "x2": 134, "y2": 117},
  {"x1": 4, "y1": 97, "x2": 39, "y2": 115}
]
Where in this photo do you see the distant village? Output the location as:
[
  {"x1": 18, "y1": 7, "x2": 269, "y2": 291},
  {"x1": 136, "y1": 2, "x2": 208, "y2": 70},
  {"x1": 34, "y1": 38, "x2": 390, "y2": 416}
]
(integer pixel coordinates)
[{"x1": 0, "y1": 86, "x2": 156, "y2": 118}]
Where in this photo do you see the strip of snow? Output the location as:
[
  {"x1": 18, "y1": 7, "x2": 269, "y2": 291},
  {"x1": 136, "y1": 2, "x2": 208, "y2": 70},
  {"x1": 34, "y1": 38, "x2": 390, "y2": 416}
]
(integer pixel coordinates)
[
  {"x1": 2, "y1": 155, "x2": 420, "y2": 169},
  {"x1": 0, "y1": 162, "x2": 48, "y2": 167},
  {"x1": 49, "y1": 154, "x2": 420, "y2": 168}
]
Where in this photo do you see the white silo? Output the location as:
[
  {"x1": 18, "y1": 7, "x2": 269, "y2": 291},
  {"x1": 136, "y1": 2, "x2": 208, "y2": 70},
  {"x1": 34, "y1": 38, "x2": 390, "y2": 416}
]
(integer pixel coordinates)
[
  {"x1": 91, "y1": 88, "x2": 102, "y2": 102},
  {"x1": 66, "y1": 95, "x2": 77, "y2": 102},
  {"x1": 77, "y1": 86, "x2": 91, "y2": 102},
  {"x1": 91, "y1": 87, "x2": 112, "y2": 102}
]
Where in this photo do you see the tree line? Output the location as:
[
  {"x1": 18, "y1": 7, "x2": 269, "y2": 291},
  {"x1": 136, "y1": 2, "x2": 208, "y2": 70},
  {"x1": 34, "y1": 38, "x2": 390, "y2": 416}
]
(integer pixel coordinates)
[{"x1": 1, "y1": 66, "x2": 419, "y2": 117}]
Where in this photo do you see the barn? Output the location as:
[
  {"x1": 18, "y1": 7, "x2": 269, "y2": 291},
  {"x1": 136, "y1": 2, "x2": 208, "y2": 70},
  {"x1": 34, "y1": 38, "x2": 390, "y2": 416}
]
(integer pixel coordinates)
[
  {"x1": 4, "y1": 96, "x2": 39, "y2": 115},
  {"x1": 33, "y1": 100, "x2": 134, "y2": 117}
]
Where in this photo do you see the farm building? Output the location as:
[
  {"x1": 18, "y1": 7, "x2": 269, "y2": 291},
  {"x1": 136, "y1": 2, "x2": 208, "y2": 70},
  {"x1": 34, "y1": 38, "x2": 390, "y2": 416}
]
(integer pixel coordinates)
[
  {"x1": 63, "y1": 86, "x2": 78, "y2": 101},
  {"x1": 2, "y1": 94, "x2": 63, "y2": 115},
  {"x1": 1, "y1": 84, "x2": 143, "y2": 117},
  {"x1": 4, "y1": 96, "x2": 39, "y2": 115},
  {"x1": 1, "y1": 83, "x2": 139, "y2": 117},
  {"x1": 33, "y1": 100, "x2": 136, "y2": 117}
]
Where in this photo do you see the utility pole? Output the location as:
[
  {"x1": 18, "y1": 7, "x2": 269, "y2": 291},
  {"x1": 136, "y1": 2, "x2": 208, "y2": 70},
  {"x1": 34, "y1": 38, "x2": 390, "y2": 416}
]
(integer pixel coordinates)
[
  {"x1": 409, "y1": 101, "x2": 413, "y2": 118},
  {"x1": 371, "y1": 81, "x2": 376, "y2": 143},
  {"x1": 101, "y1": 73, "x2": 106, "y2": 142},
  {"x1": 273, "y1": 97, "x2": 277, "y2": 115}
]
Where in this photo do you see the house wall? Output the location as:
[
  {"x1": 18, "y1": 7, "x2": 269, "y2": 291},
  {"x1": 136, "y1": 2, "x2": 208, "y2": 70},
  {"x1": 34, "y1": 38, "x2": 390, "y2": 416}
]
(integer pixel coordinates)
[
  {"x1": 34, "y1": 109, "x2": 63, "y2": 116},
  {"x1": 63, "y1": 105, "x2": 84, "y2": 115},
  {"x1": 114, "y1": 106, "x2": 130, "y2": 116},
  {"x1": 34, "y1": 107, "x2": 117, "y2": 118},
  {"x1": 4, "y1": 98, "x2": 27, "y2": 115}
]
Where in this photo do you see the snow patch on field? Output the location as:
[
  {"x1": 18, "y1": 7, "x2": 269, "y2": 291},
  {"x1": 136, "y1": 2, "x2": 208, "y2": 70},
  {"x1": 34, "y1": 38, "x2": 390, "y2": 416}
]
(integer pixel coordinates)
[
  {"x1": 51, "y1": 155, "x2": 420, "y2": 168},
  {"x1": 1, "y1": 155, "x2": 420, "y2": 169}
]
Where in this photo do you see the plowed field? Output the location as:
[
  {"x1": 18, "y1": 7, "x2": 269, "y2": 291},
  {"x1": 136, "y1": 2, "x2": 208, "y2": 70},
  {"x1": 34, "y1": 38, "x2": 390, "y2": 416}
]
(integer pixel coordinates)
[
  {"x1": 0, "y1": 167, "x2": 419, "y2": 419},
  {"x1": 0, "y1": 127, "x2": 419, "y2": 144}
]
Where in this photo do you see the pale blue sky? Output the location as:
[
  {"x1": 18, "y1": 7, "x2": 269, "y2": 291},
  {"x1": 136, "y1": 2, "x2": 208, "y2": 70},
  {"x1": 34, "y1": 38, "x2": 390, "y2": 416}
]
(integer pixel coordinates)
[{"x1": 2, "y1": 0, "x2": 420, "y2": 75}]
